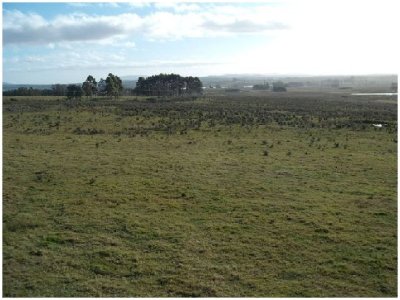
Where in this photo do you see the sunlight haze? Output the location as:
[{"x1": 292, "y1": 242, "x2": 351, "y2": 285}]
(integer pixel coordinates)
[{"x1": 2, "y1": 0, "x2": 399, "y2": 84}]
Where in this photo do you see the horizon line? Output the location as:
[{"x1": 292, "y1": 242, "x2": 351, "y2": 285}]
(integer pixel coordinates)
[{"x1": 3, "y1": 73, "x2": 398, "y2": 86}]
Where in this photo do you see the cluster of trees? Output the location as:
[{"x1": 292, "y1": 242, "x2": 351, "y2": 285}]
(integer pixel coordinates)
[
  {"x1": 105, "y1": 73, "x2": 123, "y2": 98},
  {"x1": 253, "y1": 83, "x2": 270, "y2": 90},
  {"x1": 52, "y1": 84, "x2": 67, "y2": 96},
  {"x1": 3, "y1": 87, "x2": 54, "y2": 97},
  {"x1": 272, "y1": 81, "x2": 287, "y2": 92},
  {"x1": 252, "y1": 81, "x2": 287, "y2": 92},
  {"x1": 4, "y1": 73, "x2": 203, "y2": 99},
  {"x1": 66, "y1": 84, "x2": 83, "y2": 99},
  {"x1": 3, "y1": 84, "x2": 79, "y2": 97},
  {"x1": 134, "y1": 73, "x2": 203, "y2": 96},
  {"x1": 66, "y1": 73, "x2": 123, "y2": 99},
  {"x1": 81, "y1": 75, "x2": 98, "y2": 97},
  {"x1": 3, "y1": 74, "x2": 123, "y2": 99}
]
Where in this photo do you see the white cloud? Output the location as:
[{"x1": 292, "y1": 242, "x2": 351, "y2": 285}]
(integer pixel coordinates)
[
  {"x1": 203, "y1": 19, "x2": 287, "y2": 33},
  {"x1": 5, "y1": 49, "x2": 224, "y2": 74},
  {"x1": 97, "y1": 2, "x2": 120, "y2": 8},
  {"x1": 231, "y1": 0, "x2": 400, "y2": 74},
  {"x1": 143, "y1": 12, "x2": 205, "y2": 40},
  {"x1": 128, "y1": 1, "x2": 152, "y2": 8},
  {"x1": 4, "y1": 0, "x2": 398, "y2": 80},
  {"x1": 154, "y1": 2, "x2": 201, "y2": 12},
  {"x1": 67, "y1": 3, "x2": 90, "y2": 8},
  {"x1": 3, "y1": 11, "x2": 143, "y2": 45},
  {"x1": 120, "y1": 41, "x2": 136, "y2": 48},
  {"x1": 67, "y1": 2, "x2": 121, "y2": 8},
  {"x1": 23, "y1": 56, "x2": 45, "y2": 63},
  {"x1": 3, "y1": 5, "x2": 289, "y2": 46},
  {"x1": 3, "y1": 10, "x2": 47, "y2": 29}
]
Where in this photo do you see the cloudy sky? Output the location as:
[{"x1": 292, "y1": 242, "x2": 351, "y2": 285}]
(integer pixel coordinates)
[{"x1": 2, "y1": 1, "x2": 399, "y2": 84}]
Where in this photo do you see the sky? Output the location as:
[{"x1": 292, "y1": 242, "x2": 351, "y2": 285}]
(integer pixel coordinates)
[{"x1": 2, "y1": 0, "x2": 399, "y2": 84}]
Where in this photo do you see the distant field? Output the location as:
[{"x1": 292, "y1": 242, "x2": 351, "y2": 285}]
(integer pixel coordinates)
[{"x1": 3, "y1": 91, "x2": 397, "y2": 296}]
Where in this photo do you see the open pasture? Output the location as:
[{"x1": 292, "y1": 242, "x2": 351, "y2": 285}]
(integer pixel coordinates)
[{"x1": 3, "y1": 91, "x2": 397, "y2": 296}]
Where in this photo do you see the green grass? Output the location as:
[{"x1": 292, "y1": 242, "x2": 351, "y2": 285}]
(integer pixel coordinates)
[{"x1": 3, "y1": 93, "x2": 397, "y2": 296}]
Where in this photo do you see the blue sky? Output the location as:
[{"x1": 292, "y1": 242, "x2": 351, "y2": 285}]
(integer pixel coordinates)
[{"x1": 2, "y1": 1, "x2": 399, "y2": 84}]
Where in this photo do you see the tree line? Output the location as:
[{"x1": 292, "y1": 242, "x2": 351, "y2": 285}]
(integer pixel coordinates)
[
  {"x1": 134, "y1": 73, "x2": 203, "y2": 96},
  {"x1": 3, "y1": 73, "x2": 123, "y2": 99},
  {"x1": 253, "y1": 81, "x2": 287, "y2": 92},
  {"x1": 65, "y1": 73, "x2": 123, "y2": 99},
  {"x1": 3, "y1": 73, "x2": 203, "y2": 98}
]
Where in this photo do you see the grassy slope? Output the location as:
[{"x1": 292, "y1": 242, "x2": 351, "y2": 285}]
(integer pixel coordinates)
[{"x1": 3, "y1": 95, "x2": 397, "y2": 296}]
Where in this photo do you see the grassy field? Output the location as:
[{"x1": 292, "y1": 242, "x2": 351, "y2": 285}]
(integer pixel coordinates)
[{"x1": 3, "y1": 91, "x2": 397, "y2": 296}]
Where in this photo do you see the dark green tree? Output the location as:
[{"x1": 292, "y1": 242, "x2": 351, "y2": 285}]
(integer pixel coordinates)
[
  {"x1": 253, "y1": 82, "x2": 270, "y2": 90},
  {"x1": 82, "y1": 75, "x2": 97, "y2": 98},
  {"x1": 105, "y1": 73, "x2": 123, "y2": 98},
  {"x1": 134, "y1": 73, "x2": 202, "y2": 96},
  {"x1": 52, "y1": 84, "x2": 67, "y2": 96},
  {"x1": 185, "y1": 76, "x2": 203, "y2": 95},
  {"x1": 66, "y1": 84, "x2": 83, "y2": 99},
  {"x1": 272, "y1": 81, "x2": 287, "y2": 92}
]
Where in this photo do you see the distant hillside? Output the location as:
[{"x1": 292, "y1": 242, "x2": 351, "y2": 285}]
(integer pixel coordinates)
[
  {"x1": 120, "y1": 75, "x2": 140, "y2": 81},
  {"x1": 3, "y1": 74, "x2": 397, "y2": 92},
  {"x1": 3, "y1": 80, "x2": 137, "y2": 91},
  {"x1": 3, "y1": 83, "x2": 53, "y2": 91},
  {"x1": 121, "y1": 80, "x2": 136, "y2": 89},
  {"x1": 199, "y1": 74, "x2": 398, "y2": 90}
]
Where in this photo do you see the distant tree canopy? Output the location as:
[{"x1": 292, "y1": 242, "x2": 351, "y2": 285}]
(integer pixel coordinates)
[
  {"x1": 3, "y1": 73, "x2": 203, "y2": 99},
  {"x1": 272, "y1": 81, "x2": 287, "y2": 92},
  {"x1": 66, "y1": 84, "x2": 83, "y2": 99},
  {"x1": 97, "y1": 78, "x2": 107, "y2": 95},
  {"x1": 134, "y1": 73, "x2": 203, "y2": 96},
  {"x1": 105, "y1": 73, "x2": 123, "y2": 98},
  {"x1": 253, "y1": 83, "x2": 270, "y2": 90},
  {"x1": 3, "y1": 87, "x2": 52, "y2": 97},
  {"x1": 82, "y1": 75, "x2": 97, "y2": 97},
  {"x1": 3, "y1": 85, "x2": 68, "y2": 97},
  {"x1": 52, "y1": 84, "x2": 67, "y2": 96}
]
